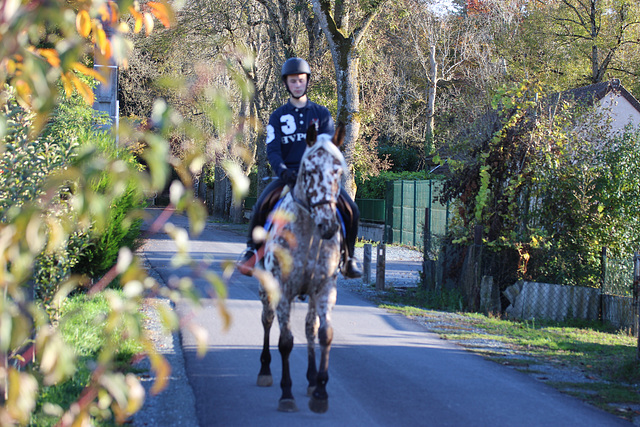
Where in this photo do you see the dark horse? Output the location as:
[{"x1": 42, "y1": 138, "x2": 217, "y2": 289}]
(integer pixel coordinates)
[{"x1": 255, "y1": 124, "x2": 347, "y2": 413}]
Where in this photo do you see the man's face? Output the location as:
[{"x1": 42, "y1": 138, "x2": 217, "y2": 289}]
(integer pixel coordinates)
[{"x1": 285, "y1": 73, "x2": 308, "y2": 98}]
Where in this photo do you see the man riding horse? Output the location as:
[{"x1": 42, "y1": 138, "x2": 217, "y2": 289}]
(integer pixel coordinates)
[{"x1": 237, "y1": 57, "x2": 362, "y2": 279}]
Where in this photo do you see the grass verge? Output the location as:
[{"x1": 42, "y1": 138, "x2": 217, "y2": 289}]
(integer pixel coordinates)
[{"x1": 30, "y1": 291, "x2": 145, "y2": 426}]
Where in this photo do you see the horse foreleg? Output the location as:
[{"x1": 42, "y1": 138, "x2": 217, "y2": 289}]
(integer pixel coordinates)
[
  {"x1": 257, "y1": 288, "x2": 274, "y2": 387},
  {"x1": 305, "y1": 302, "x2": 319, "y2": 396},
  {"x1": 309, "y1": 287, "x2": 336, "y2": 414},
  {"x1": 277, "y1": 299, "x2": 298, "y2": 412}
]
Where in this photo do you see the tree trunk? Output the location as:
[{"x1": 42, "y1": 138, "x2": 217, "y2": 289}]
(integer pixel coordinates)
[
  {"x1": 213, "y1": 163, "x2": 228, "y2": 219},
  {"x1": 311, "y1": 0, "x2": 383, "y2": 199},
  {"x1": 426, "y1": 45, "x2": 437, "y2": 153},
  {"x1": 334, "y1": 46, "x2": 361, "y2": 198}
]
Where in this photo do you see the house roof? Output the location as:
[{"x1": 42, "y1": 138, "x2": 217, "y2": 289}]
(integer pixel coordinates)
[
  {"x1": 550, "y1": 79, "x2": 640, "y2": 113},
  {"x1": 435, "y1": 79, "x2": 640, "y2": 176}
]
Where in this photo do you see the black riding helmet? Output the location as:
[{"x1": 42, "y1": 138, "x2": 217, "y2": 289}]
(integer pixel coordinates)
[{"x1": 281, "y1": 57, "x2": 311, "y2": 99}]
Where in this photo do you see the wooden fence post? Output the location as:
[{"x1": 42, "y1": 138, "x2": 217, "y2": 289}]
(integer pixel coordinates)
[
  {"x1": 423, "y1": 208, "x2": 434, "y2": 290},
  {"x1": 363, "y1": 243, "x2": 372, "y2": 284},
  {"x1": 376, "y1": 244, "x2": 386, "y2": 291}
]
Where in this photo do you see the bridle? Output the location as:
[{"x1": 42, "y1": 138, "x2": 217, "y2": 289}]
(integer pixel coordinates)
[{"x1": 292, "y1": 191, "x2": 337, "y2": 213}]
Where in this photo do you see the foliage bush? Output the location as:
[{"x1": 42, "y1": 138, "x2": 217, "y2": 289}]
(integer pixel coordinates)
[
  {"x1": 0, "y1": 89, "x2": 78, "y2": 216},
  {"x1": 377, "y1": 144, "x2": 424, "y2": 172},
  {"x1": 71, "y1": 130, "x2": 147, "y2": 279},
  {"x1": 1, "y1": 89, "x2": 93, "y2": 315},
  {"x1": 439, "y1": 80, "x2": 640, "y2": 288},
  {"x1": 2, "y1": 85, "x2": 146, "y2": 308},
  {"x1": 0, "y1": 1, "x2": 243, "y2": 425},
  {"x1": 355, "y1": 170, "x2": 442, "y2": 199}
]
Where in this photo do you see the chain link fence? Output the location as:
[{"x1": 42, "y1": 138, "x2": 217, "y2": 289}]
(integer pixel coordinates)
[{"x1": 602, "y1": 252, "x2": 634, "y2": 297}]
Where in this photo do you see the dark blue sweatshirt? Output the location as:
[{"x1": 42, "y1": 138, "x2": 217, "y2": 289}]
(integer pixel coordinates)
[{"x1": 266, "y1": 100, "x2": 334, "y2": 179}]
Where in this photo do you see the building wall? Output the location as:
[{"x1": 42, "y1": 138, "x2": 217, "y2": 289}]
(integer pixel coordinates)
[{"x1": 597, "y1": 93, "x2": 640, "y2": 134}]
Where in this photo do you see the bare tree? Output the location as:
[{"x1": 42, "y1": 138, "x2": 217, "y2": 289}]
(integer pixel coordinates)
[
  {"x1": 405, "y1": 1, "x2": 479, "y2": 148},
  {"x1": 551, "y1": 0, "x2": 640, "y2": 84},
  {"x1": 311, "y1": 0, "x2": 388, "y2": 197}
]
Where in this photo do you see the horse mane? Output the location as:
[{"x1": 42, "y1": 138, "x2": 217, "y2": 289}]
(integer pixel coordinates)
[{"x1": 300, "y1": 133, "x2": 348, "y2": 172}]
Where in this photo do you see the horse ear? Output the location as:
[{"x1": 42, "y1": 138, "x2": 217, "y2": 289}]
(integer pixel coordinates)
[
  {"x1": 306, "y1": 124, "x2": 317, "y2": 147},
  {"x1": 333, "y1": 122, "x2": 345, "y2": 148}
]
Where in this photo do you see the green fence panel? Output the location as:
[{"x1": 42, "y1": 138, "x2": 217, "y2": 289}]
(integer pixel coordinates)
[
  {"x1": 355, "y1": 198, "x2": 386, "y2": 223},
  {"x1": 385, "y1": 180, "x2": 450, "y2": 249}
]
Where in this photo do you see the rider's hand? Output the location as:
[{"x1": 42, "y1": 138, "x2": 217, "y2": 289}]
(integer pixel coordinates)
[{"x1": 282, "y1": 169, "x2": 297, "y2": 187}]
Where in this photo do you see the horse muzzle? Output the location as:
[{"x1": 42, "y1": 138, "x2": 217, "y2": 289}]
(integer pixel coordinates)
[
  {"x1": 317, "y1": 221, "x2": 339, "y2": 240},
  {"x1": 311, "y1": 200, "x2": 339, "y2": 240}
]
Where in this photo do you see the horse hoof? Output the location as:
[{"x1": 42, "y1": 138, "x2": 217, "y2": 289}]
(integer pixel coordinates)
[
  {"x1": 257, "y1": 375, "x2": 273, "y2": 387},
  {"x1": 307, "y1": 385, "x2": 316, "y2": 396},
  {"x1": 309, "y1": 396, "x2": 329, "y2": 413},
  {"x1": 278, "y1": 399, "x2": 299, "y2": 412}
]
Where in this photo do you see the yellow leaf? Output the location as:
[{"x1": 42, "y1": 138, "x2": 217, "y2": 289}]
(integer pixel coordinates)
[
  {"x1": 129, "y1": 6, "x2": 143, "y2": 33},
  {"x1": 7, "y1": 369, "x2": 38, "y2": 424},
  {"x1": 72, "y1": 61, "x2": 106, "y2": 84},
  {"x1": 148, "y1": 2, "x2": 172, "y2": 28},
  {"x1": 38, "y1": 48, "x2": 60, "y2": 67},
  {"x1": 93, "y1": 23, "x2": 109, "y2": 56},
  {"x1": 134, "y1": 15, "x2": 143, "y2": 33},
  {"x1": 143, "y1": 12, "x2": 154, "y2": 36},
  {"x1": 14, "y1": 79, "x2": 31, "y2": 102},
  {"x1": 107, "y1": 1, "x2": 120, "y2": 25},
  {"x1": 125, "y1": 373, "x2": 145, "y2": 415},
  {"x1": 76, "y1": 10, "x2": 91, "y2": 38},
  {"x1": 6, "y1": 59, "x2": 16, "y2": 74},
  {"x1": 189, "y1": 323, "x2": 209, "y2": 358},
  {"x1": 71, "y1": 74, "x2": 94, "y2": 105}
]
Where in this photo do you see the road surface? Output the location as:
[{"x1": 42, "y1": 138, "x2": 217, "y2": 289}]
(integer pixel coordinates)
[{"x1": 140, "y1": 209, "x2": 629, "y2": 426}]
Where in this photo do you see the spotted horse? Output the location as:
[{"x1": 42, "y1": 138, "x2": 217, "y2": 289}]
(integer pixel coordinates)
[{"x1": 255, "y1": 123, "x2": 347, "y2": 413}]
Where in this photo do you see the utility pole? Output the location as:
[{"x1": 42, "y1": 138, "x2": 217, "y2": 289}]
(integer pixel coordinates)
[{"x1": 93, "y1": 2, "x2": 119, "y2": 141}]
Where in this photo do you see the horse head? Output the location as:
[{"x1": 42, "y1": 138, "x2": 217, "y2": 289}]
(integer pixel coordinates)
[{"x1": 295, "y1": 123, "x2": 347, "y2": 240}]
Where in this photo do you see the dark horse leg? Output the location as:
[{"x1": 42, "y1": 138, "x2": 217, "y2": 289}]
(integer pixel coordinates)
[
  {"x1": 277, "y1": 298, "x2": 298, "y2": 412},
  {"x1": 305, "y1": 299, "x2": 319, "y2": 396},
  {"x1": 257, "y1": 287, "x2": 274, "y2": 387},
  {"x1": 308, "y1": 288, "x2": 336, "y2": 414}
]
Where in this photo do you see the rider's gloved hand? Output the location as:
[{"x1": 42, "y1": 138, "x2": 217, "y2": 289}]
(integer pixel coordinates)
[{"x1": 281, "y1": 169, "x2": 297, "y2": 187}]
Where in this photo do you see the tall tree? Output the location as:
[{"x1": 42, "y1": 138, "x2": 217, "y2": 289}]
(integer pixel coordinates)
[
  {"x1": 404, "y1": 0, "x2": 480, "y2": 153},
  {"x1": 311, "y1": 0, "x2": 388, "y2": 197},
  {"x1": 551, "y1": 0, "x2": 640, "y2": 84}
]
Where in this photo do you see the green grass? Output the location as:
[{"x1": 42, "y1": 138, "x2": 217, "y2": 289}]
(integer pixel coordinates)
[
  {"x1": 378, "y1": 286, "x2": 465, "y2": 312},
  {"x1": 31, "y1": 291, "x2": 145, "y2": 427}
]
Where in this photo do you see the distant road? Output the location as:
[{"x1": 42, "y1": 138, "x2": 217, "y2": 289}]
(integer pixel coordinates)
[{"x1": 141, "y1": 210, "x2": 629, "y2": 426}]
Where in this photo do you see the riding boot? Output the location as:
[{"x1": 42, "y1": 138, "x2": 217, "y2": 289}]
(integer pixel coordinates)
[
  {"x1": 237, "y1": 243, "x2": 258, "y2": 276},
  {"x1": 341, "y1": 231, "x2": 362, "y2": 279},
  {"x1": 237, "y1": 182, "x2": 285, "y2": 276},
  {"x1": 237, "y1": 198, "x2": 265, "y2": 276}
]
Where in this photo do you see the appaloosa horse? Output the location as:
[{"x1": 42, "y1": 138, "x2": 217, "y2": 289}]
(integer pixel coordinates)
[{"x1": 255, "y1": 124, "x2": 347, "y2": 413}]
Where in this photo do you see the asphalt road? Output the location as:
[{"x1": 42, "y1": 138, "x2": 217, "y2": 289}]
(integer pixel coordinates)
[{"x1": 141, "y1": 209, "x2": 630, "y2": 427}]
